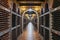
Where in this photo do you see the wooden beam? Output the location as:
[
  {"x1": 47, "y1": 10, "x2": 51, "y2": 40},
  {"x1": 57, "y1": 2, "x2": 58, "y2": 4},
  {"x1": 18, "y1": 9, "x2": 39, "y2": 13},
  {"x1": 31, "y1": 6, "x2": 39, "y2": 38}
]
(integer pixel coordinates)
[
  {"x1": 17, "y1": 0, "x2": 45, "y2": 2},
  {"x1": 19, "y1": 3, "x2": 41, "y2": 6}
]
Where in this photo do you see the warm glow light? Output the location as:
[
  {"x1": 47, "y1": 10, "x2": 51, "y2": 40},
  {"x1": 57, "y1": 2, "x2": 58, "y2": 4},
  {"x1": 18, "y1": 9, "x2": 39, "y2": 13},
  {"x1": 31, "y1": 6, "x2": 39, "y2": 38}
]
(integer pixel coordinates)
[
  {"x1": 32, "y1": 14, "x2": 36, "y2": 19},
  {"x1": 25, "y1": 14, "x2": 29, "y2": 19},
  {"x1": 34, "y1": 6, "x2": 39, "y2": 11},
  {"x1": 34, "y1": 6, "x2": 41, "y2": 11},
  {"x1": 20, "y1": 6, "x2": 41, "y2": 19},
  {"x1": 20, "y1": 6, "x2": 26, "y2": 11},
  {"x1": 20, "y1": 6, "x2": 41, "y2": 14},
  {"x1": 25, "y1": 14, "x2": 32, "y2": 20},
  {"x1": 33, "y1": 14, "x2": 36, "y2": 17},
  {"x1": 25, "y1": 14, "x2": 28, "y2": 17},
  {"x1": 25, "y1": 14, "x2": 36, "y2": 20}
]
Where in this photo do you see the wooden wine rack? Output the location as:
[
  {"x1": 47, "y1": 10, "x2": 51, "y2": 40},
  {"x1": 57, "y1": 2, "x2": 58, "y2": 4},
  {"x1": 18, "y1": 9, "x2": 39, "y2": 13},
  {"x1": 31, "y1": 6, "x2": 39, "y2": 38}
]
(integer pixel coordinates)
[
  {"x1": 0, "y1": 0, "x2": 9, "y2": 8},
  {"x1": 0, "y1": 0, "x2": 22, "y2": 40},
  {"x1": 39, "y1": 1, "x2": 60, "y2": 40},
  {"x1": 0, "y1": 32, "x2": 9, "y2": 40},
  {"x1": 0, "y1": 9, "x2": 10, "y2": 31}
]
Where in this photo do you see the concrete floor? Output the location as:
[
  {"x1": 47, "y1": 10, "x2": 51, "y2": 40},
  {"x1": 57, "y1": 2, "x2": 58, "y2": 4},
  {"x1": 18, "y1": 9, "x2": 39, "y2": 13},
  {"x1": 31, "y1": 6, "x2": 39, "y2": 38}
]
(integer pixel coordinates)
[{"x1": 18, "y1": 22, "x2": 41, "y2": 40}]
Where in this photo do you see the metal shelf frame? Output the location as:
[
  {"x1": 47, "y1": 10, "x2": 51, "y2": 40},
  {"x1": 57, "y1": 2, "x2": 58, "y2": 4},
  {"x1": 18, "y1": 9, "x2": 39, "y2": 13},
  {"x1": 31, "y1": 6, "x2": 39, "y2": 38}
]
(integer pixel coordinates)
[
  {"x1": 0, "y1": 5, "x2": 21, "y2": 17},
  {"x1": 40, "y1": 6, "x2": 60, "y2": 17},
  {"x1": 0, "y1": 25, "x2": 20, "y2": 36},
  {"x1": 0, "y1": 28, "x2": 10, "y2": 36},
  {"x1": 40, "y1": 25, "x2": 49, "y2": 30},
  {"x1": 40, "y1": 25, "x2": 60, "y2": 36},
  {"x1": 0, "y1": 5, "x2": 21, "y2": 38},
  {"x1": 39, "y1": 6, "x2": 60, "y2": 40}
]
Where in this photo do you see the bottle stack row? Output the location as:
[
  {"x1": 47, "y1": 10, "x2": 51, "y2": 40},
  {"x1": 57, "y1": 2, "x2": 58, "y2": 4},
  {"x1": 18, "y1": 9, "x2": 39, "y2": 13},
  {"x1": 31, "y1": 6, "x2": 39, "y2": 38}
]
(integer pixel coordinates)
[
  {"x1": 39, "y1": 0, "x2": 60, "y2": 40},
  {"x1": 0, "y1": 0, "x2": 22, "y2": 40}
]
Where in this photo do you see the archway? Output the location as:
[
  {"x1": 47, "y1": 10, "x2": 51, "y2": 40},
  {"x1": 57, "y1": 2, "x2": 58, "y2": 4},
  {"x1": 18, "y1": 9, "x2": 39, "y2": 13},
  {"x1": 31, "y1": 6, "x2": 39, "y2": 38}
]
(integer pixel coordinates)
[{"x1": 22, "y1": 8, "x2": 39, "y2": 32}]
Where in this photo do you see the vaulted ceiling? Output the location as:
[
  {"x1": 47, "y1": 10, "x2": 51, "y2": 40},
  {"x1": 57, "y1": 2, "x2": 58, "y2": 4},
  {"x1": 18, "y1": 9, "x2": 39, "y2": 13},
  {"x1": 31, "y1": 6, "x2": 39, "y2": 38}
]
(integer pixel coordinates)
[
  {"x1": 16, "y1": 0, "x2": 45, "y2": 6},
  {"x1": 16, "y1": 0, "x2": 46, "y2": 19},
  {"x1": 16, "y1": 0, "x2": 46, "y2": 17}
]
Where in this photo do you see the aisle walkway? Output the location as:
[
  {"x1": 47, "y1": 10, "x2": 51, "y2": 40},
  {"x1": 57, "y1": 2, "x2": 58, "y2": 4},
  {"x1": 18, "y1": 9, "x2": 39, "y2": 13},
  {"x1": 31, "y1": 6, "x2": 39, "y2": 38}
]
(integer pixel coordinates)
[{"x1": 18, "y1": 22, "x2": 41, "y2": 40}]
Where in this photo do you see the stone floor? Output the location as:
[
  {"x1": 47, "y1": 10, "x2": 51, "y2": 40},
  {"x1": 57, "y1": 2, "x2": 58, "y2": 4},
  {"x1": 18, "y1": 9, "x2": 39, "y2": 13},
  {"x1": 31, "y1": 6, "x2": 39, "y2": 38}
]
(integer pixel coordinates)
[{"x1": 18, "y1": 22, "x2": 41, "y2": 40}]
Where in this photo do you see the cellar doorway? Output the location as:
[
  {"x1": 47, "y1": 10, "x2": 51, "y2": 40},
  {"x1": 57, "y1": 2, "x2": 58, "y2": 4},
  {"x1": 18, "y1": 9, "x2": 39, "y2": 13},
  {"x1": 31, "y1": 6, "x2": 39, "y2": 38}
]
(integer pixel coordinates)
[{"x1": 22, "y1": 8, "x2": 39, "y2": 32}]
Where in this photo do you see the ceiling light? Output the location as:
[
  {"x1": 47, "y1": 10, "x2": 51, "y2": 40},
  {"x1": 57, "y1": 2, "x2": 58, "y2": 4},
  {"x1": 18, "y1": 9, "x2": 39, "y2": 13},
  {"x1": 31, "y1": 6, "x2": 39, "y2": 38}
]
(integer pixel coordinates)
[{"x1": 28, "y1": 8, "x2": 33, "y2": 12}]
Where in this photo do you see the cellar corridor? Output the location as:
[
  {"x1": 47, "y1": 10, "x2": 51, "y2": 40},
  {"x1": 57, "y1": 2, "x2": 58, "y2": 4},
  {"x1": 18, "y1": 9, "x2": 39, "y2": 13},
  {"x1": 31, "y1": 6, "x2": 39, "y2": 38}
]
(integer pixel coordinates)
[
  {"x1": 18, "y1": 22, "x2": 41, "y2": 40},
  {"x1": 0, "y1": 0, "x2": 60, "y2": 40}
]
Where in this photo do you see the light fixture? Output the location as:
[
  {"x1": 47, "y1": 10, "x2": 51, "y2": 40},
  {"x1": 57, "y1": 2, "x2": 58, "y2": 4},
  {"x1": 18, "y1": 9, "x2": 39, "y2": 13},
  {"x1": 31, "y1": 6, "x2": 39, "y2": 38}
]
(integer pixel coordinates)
[{"x1": 28, "y1": 8, "x2": 33, "y2": 12}]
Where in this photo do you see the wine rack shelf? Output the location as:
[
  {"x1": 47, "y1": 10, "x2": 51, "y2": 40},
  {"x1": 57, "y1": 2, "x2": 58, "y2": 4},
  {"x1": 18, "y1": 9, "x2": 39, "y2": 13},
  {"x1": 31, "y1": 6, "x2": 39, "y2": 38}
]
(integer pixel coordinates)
[
  {"x1": 39, "y1": 1, "x2": 60, "y2": 40},
  {"x1": 0, "y1": 0, "x2": 22, "y2": 40}
]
